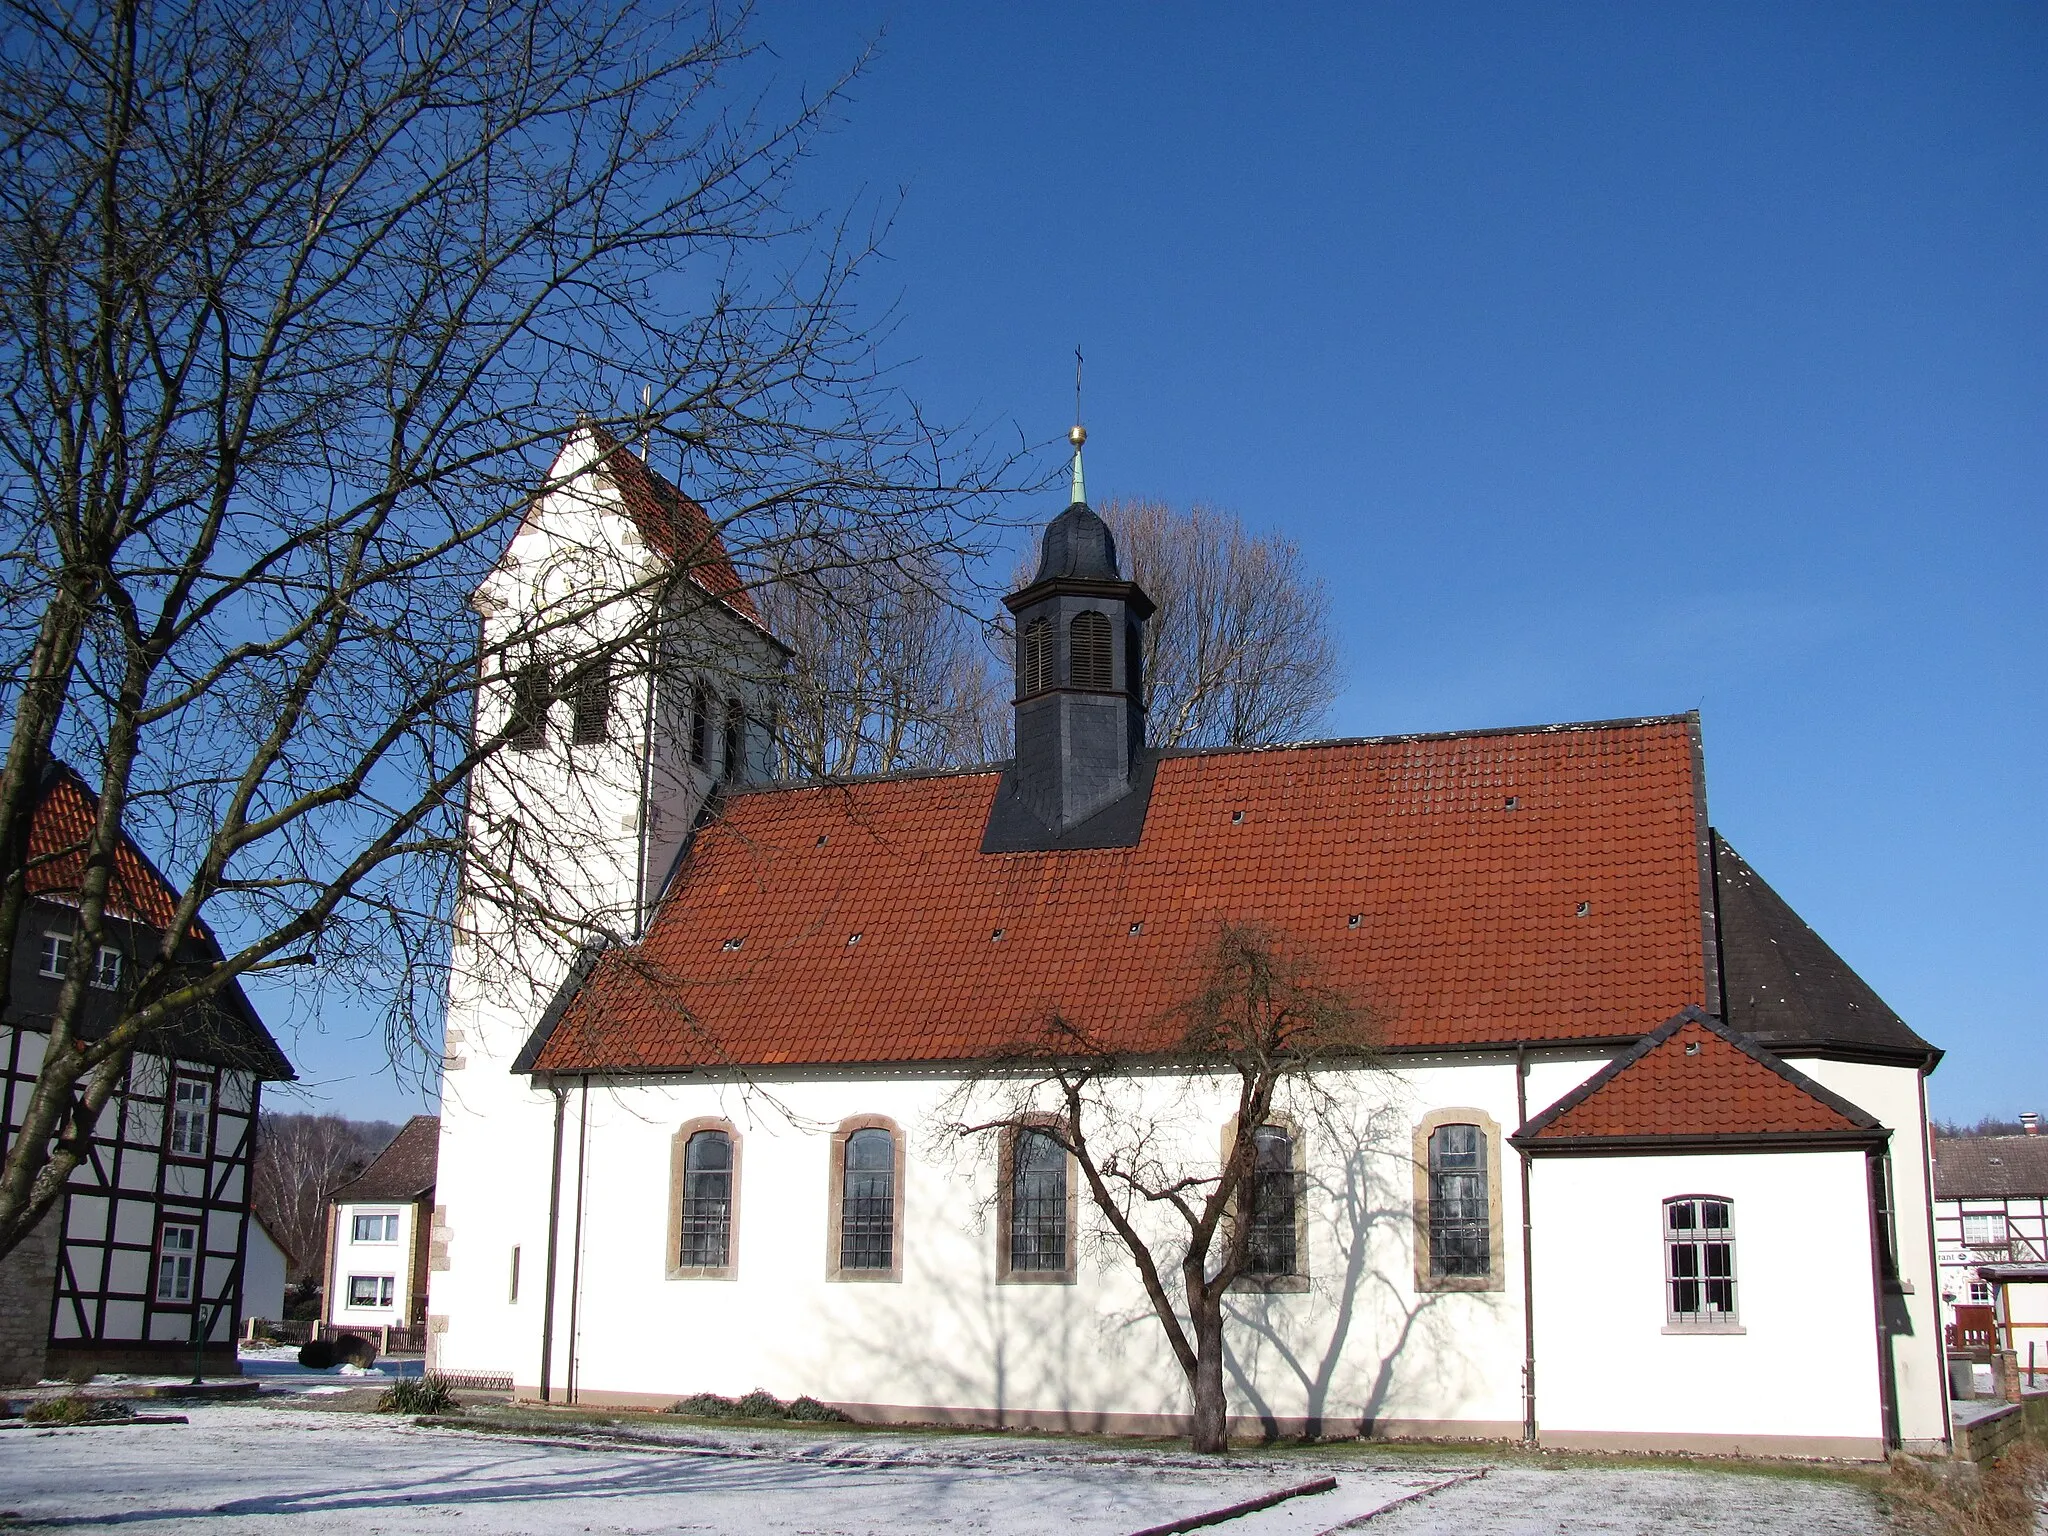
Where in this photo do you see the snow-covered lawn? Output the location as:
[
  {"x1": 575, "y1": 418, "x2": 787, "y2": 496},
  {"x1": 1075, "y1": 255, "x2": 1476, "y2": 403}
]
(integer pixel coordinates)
[{"x1": 0, "y1": 1401, "x2": 1887, "y2": 1534}]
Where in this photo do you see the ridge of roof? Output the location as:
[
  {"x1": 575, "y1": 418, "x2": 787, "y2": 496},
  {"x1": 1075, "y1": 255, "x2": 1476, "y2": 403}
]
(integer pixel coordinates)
[
  {"x1": 723, "y1": 712, "x2": 1707, "y2": 800},
  {"x1": 329, "y1": 1114, "x2": 439, "y2": 1204},
  {"x1": 1712, "y1": 832, "x2": 1935, "y2": 1065},
  {"x1": 1513, "y1": 1006, "x2": 1885, "y2": 1151}
]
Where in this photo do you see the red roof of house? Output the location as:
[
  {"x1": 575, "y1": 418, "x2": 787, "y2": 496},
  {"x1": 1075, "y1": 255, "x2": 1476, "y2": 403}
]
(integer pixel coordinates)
[
  {"x1": 26, "y1": 764, "x2": 183, "y2": 929},
  {"x1": 580, "y1": 427, "x2": 765, "y2": 629},
  {"x1": 1515, "y1": 1007, "x2": 1881, "y2": 1145},
  {"x1": 534, "y1": 716, "x2": 1714, "y2": 1071}
]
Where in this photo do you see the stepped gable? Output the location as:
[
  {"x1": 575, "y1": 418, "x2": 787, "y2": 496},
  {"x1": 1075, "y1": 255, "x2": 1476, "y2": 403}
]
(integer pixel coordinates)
[
  {"x1": 331, "y1": 1115, "x2": 439, "y2": 1203},
  {"x1": 1713, "y1": 833, "x2": 1933, "y2": 1064},
  {"x1": 1514, "y1": 1006, "x2": 1884, "y2": 1150},
  {"x1": 16, "y1": 762, "x2": 292, "y2": 1080},
  {"x1": 529, "y1": 715, "x2": 1712, "y2": 1072},
  {"x1": 581, "y1": 425, "x2": 768, "y2": 631}
]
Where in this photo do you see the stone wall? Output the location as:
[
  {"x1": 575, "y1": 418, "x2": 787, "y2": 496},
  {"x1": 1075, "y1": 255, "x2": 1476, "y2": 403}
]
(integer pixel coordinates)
[{"x1": 0, "y1": 1207, "x2": 60, "y2": 1385}]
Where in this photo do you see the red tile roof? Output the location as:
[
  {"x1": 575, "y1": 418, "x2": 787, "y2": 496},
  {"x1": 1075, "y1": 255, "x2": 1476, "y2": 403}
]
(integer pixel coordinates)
[
  {"x1": 534, "y1": 716, "x2": 1713, "y2": 1071},
  {"x1": 1516, "y1": 1007, "x2": 1880, "y2": 1145},
  {"x1": 25, "y1": 764, "x2": 183, "y2": 929},
  {"x1": 580, "y1": 426, "x2": 767, "y2": 631},
  {"x1": 330, "y1": 1114, "x2": 440, "y2": 1204}
]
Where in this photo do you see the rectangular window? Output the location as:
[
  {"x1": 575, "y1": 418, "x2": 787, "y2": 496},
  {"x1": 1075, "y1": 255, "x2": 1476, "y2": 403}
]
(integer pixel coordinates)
[
  {"x1": 155, "y1": 1222, "x2": 199, "y2": 1302},
  {"x1": 39, "y1": 931, "x2": 71, "y2": 979},
  {"x1": 1008, "y1": 1128, "x2": 1068, "y2": 1274},
  {"x1": 509, "y1": 1246, "x2": 521, "y2": 1304},
  {"x1": 351, "y1": 1212, "x2": 400, "y2": 1243},
  {"x1": 168, "y1": 1077, "x2": 212, "y2": 1158},
  {"x1": 571, "y1": 660, "x2": 612, "y2": 745},
  {"x1": 1244, "y1": 1126, "x2": 1299, "y2": 1277},
  {"x1": 1968, "y1": 1280, "x2": 1992, "y2": 1303},
  {"x1": 1666, "y1": 1196, "x2": 1738, "y2": 1324},
  {"x1": 1963, "y1": 1213, "x2": 2006, "y2": 1247},
  {"x1": 1428, "y1": 1123, "x2": 1489, "y2": 1277},
  {"x1": 89, "y1": 946, "x2": 122, "y2": 990},
  {"x1": 509, "y1": 663, "x2": 550, "y2": 750},
  {"x1": 347, "y1": 1274, "x2": 396, "y2": 1308}
]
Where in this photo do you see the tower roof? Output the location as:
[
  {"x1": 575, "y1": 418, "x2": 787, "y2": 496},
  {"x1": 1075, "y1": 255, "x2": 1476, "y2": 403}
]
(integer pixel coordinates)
[{"x1": 1031, "y1": 501, "x2": 1122, "y2": 583}]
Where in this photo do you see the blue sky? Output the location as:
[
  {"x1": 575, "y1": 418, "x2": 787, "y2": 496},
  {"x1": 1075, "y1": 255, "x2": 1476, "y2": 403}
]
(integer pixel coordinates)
[{"x1": 279, "y1": 1, "x2": 2043, "y2": 1124}]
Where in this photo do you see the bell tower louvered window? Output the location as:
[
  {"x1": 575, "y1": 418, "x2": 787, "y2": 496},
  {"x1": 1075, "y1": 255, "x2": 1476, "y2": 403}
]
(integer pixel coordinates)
[
  {"x1": 1070, "y1": 611, "x2": 1112, "y2": 690},
  {"x1": 1019, "y1": 618, "x2": 1053, "y2": 697}
]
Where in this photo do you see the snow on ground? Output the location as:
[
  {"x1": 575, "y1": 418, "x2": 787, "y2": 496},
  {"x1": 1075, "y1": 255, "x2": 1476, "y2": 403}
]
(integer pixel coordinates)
[{"x1": 0, "y1": 1400, "x2": 1887, "y2": 1535}]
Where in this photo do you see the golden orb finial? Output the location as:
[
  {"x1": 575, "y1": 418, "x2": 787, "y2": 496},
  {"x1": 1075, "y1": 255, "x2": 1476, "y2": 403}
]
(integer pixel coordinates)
[{"x1": 1069, "y1": 423, "x2": 1087, "y2": 448}]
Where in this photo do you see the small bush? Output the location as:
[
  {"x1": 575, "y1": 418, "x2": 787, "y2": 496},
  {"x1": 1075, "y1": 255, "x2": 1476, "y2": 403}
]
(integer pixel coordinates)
[
  {"x1": 297, "y1": 1339, "x2": 336, "y2": 1369},
  {"x1": 377, "y1": 1375, "x2": 459, "y2": 1416},
  {"x1": 24, "y1": 1394, "x2": 131, "y2": 1426},
  {"x1": 673, "y1": 1392, "x2": 737, "y2": 1418},
  {"x1": 732, "y1": 1389, "x2": 785, "y2": 1420},
  {"x1": 785, "y1": 1396, "x2": 851, "y2": 1423},
  {"x1": 330, "y1": 1333, "x2": 377, "y2": 1368}
]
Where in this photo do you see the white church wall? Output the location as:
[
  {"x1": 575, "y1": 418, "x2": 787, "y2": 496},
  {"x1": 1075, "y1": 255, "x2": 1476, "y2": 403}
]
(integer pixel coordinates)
[
  {"x1": 1791, "y1": 1057, "x2": 1947, "y2": 1450},
  {"x1": 1530, "y1": 1148, "x2": 1884, "y2": 1457},
  {"x1": 488, "y1": 1055, "x2": 1559, "y2": 1436}
]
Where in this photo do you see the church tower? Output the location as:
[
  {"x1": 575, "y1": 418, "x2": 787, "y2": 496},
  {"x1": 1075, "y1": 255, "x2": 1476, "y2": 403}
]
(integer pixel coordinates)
[{"x1": 988, "y1": 425, "x2": 1155, "y2": 845}]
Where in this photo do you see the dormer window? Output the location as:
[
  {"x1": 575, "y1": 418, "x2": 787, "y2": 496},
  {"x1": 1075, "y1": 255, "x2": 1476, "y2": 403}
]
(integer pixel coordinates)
[
  {"x1": 1019, "y1": 618, "x2": 1052, "y2": 697},
  {"x1": 1070, "y1": 611, "x2": 1112, "y2": 690}
]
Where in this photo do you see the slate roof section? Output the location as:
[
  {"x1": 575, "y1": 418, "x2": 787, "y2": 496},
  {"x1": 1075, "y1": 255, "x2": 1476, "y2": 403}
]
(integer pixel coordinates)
[
  {"x1": 580, "y1": 425, "x2": 774, "y2": 636},
  {"x1": 1932, "y1": 1136, "x2": 2048, "y2": 1200},
  {"x1": 1514, "y1": 1006, "x2": 1885, "y2": 1151},
  {"x1": 531, "y1": 716, "x2": 1711, "y2": 1072},
  {"x1": 1714, "y1": 833, "x2": 1933, "y2": 1064},
  {"x1": 16, "y1": 763, "x2": 293, "y2": 1080},
  {"x1": 330, "y1": 1114, "x2": 439, "y2": 1204}
]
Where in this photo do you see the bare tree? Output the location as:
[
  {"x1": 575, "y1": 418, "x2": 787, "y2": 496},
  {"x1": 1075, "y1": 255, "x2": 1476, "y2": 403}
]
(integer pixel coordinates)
[
  {"x1": 1099, "y1": 499, "x2": 1341, "y2": 749},
  {"x1": 0, "y1": 0, "x2": 1020, "y2": 1262},
  {"x1": 761, "y1": 553, "x2": 1009, "y2": 778},
  {"x1": 250, "y1": 1114, "x2": 398, "y2": 1284},
  {"x1": 941, "y1": 925, "x2": 1382, "y2": 1454}
]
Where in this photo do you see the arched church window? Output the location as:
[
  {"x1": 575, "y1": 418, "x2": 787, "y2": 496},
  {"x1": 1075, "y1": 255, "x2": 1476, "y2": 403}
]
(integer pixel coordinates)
[
  {"x1": 1244, "y1": 1125, "x2": 1299, "y2": 1278},
  {"x1": 679, "y1": 1129, "x2": 733, "y2": 1269},
  {"x1": 1006, "y1": 1127, "x2": 1069, "y2": 1276},
  {"x1": 1427, "y1": 1123, "x2": 1489, "y2": 1277},
  {"x1": 1019, "y1": 618, "x2": 1052, "y2": 697},
  {"x1": 1070, "y1": 611, "x2": 1112, "y2": 690},
  {"x1": 721, "y1": 697, "x2": 743, "y2": 781},
  {"x1": 839, "y1": 1128, "x2": 895, "y2": 1272},
  {"x1": 689, "y1": 682, "x2": 709, "y2": 767}
]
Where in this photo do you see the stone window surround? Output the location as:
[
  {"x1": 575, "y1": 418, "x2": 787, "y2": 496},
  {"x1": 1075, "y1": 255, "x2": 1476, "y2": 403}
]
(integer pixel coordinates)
[
  {"x1": 995, "y1": 1115, "x2": 1079, "y2": 1286},
  {"x1": 825, "y1": 1115, "x2": 906, "y2": 1283},
  {"x1": 667, "y1": 1116, "x2": 741, "y2": 1281},
  {"x1": 1222, "y1": 1114, "x2": 1311, "y2": 1295},
  {"x1": 1411, "y1": 1106, "x2": 1507, "y2": 1293}
]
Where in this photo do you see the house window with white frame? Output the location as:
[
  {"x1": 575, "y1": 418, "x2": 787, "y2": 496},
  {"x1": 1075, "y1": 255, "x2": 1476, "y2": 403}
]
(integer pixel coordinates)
[
  {"x1": 1665, "y1": 1195, "x2": 1737, "y2": 1325},
  {"x1": 156, "y1": 1221, "x2": 199, "y2": 1303},
  {"x1": 1962, "y1": 1213, "x2": 2006, "y2": 1247},
  {"x1": 351, "y1": 1211, "x2": 400, "y2": 1243},
  {"x1": 89, "y1": 945, "x2": 122, "y2": 989},
  {"x1": 39, "y1": 931, "x2": 71, "y2": 979},
  {"x1": 1968, "y1": 1280, "x2": 1992, "y2": 1303},
  {"x1": 348, "y1": 1275, "x2": 395, "y2": 1308},
  {"x1": 168, "y1": 1077, "x2": 211, "y2": 1158}
]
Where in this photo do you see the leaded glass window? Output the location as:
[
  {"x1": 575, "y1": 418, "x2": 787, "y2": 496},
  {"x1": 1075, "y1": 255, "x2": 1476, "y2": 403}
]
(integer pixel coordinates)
[
  {"x1": 840, "y1": 1128, "x2": 895, "y2": 1271},
  {"x1": 1427, "y1": 1123, "x2": 1489, "y2": 1277},
  {"x1": 1009, "y1": 1128, "x2": 1067, "y2": 1273},
  {"x1": 680, "y1": 1130, "x2": 733, "y2": 1268},
  {"x1": 1244, "y1": 1125, "x2": 1298, "y2": 1277}
]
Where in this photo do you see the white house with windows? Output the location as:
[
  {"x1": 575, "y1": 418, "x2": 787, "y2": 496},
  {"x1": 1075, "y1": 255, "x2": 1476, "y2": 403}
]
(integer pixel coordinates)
[
  {"x1": 429, "y1": 434, "x2": 1950, "y2": 1458},
  {"x1": 0, "y1": 763, "x2": 294, "y2": 1384},
  {"x1": 322, "y1": 1115, "x2": 438, "y2": 1331},
  {"x1": 1932, "y1": 1125, "x2": 2048, "y2": 1370}
]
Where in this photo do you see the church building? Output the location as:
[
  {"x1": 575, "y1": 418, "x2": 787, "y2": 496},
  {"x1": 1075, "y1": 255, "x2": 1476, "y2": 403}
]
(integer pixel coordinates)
[{"x1": 430, "y1": 427, "x2": 1948, "y2": 1457}]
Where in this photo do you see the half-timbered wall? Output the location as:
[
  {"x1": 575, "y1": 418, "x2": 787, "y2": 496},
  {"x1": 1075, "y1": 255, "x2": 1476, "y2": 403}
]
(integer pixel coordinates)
[
  {"x1": 1935, "y1": 1193, "x2": 2048, "y2": 1353},
  {"x1": 1, "y1": 1023, "x2": 259, "y2": 1366}
]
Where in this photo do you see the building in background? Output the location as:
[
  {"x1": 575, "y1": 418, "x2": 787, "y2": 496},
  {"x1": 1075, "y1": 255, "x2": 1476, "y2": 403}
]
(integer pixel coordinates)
[
  {"x1": 322, "y1": 1114, "x2": 439, "y2": 1334},
  {"x1": 0, "y1": 763, "x2": 294, "y2": 1383},
  {"x1": 243, "y1": 1214, "x2": 291, "y2": 1325},
  {"x1": 1933, "y1": 1118, "x2": 2047, "y2": 1370}
]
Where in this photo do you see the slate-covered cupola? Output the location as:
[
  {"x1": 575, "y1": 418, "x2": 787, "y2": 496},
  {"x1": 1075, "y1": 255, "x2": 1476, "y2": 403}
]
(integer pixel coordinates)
[{"x1": 995, "y1": 464, "x2": 1155, "y2": 843}]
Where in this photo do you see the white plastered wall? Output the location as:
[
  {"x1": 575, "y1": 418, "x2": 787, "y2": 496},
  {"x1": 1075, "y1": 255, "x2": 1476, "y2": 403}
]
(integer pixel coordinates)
[
  {"x1": 328, "y1": 1201, "x2": 417, "y2": 1326},
  {"x1": 1794, "y1": 1057, "x2": 1948, "y2": 1451},
  {"x1": 1530, "y1": 1148, "x2": 1885, "y2": 1456}
]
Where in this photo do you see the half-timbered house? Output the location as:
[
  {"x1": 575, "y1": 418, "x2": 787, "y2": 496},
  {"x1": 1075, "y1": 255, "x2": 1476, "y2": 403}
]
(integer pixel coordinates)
[{"x1": 0, "y1": 763, "x2": 293, "y2": 1383}]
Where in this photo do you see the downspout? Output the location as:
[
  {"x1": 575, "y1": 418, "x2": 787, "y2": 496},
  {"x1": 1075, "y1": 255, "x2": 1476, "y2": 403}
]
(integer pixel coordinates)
[
  {"x1": 1865, "y1": 1146, "x2": 1901, "y2": 1453},
  {"x1": 539, "y1": 1082, "x2": 568, "y2": 1402},
  {"x1": 565, "y1": 1074, "x2": 591, "y2": 1405},
  {"x1": 1517, "y1": 1042, "x2": 1537, "y2": 1446},
  {"x1": 1917, "y1": 1071, "x2": 1954, "y2": 1453}
]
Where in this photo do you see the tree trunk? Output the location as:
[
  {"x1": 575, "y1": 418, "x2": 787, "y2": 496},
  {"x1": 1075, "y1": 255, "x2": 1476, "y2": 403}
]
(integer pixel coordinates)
[{"x1": 1189, "y1": 1302, "x2": 1229, "y2": 1453}]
